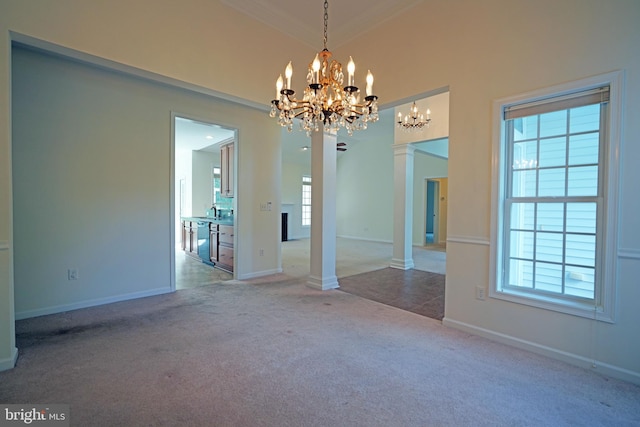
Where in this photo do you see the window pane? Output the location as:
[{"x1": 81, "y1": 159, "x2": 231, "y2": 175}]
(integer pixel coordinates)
[
  {"x1": 536, "y1": 232, "x2": 563, "y2": 263},
  {"x1": 501, "y1": 84, "x2": 609, "y2": 308},
  {"x1": 567, "y1": 165, "x2": 598, "y2": 196},
  {"x1": 510, "y1": 230, "x2": 534, "y2": 259},
  {"x1": 570, "y1": 104, "x2": 600, "y2": 134},
  {"x1": 569, "y1": 133, "x2": 599, "y2": 165},
  {"x1": 566, "y1": 203, "x2": 596, "y2": 234},
  {"x1": 540, "y1": 110, "x2": 567, "y2": 138},
  {"x1": 565, "y1": 266, "x2": 595, "y2": 299},
  {"x1": 509, "y1": 258, "x2": 533, "y2": 288},
  {"x1": 535, "y1": 262, "x2": 563, "y2": 293},
  {"x1": 538, "y1": 168, "x2": 565, "y2": 197},
  {"x1": 513, "y1": 141, "x2": 537, "y2": 169},
  {"x1": 565, "y1": 234, "x2": 595, "y2": 267},
  {"x1": 539, "y1": 137, "x2": 566, "y2": 168},
  {"x1": 512, "y1": 169, "x2": 537, "y2": 197},
  {"x1": 510, "y1": 203, "x2": 535, "y2": 230},
  {"x1": 514, "y1": 116, "x2": 538, "y2": 141},
  {"x1": 537, "y1": 203, "x2": 564, "y2": 232}
]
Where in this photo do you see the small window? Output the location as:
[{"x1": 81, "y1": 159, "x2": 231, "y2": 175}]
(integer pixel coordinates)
[
  {"x1": 302, "y1": 176, "x2": 311, "y2": 226},
  {"x1": 491, "y1": 72, "x2": 621, "y2": 322}
]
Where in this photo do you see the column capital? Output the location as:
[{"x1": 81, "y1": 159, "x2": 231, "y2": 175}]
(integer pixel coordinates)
[{"x1": 393, "y1": 143, "x2": 416, "y2": 157}]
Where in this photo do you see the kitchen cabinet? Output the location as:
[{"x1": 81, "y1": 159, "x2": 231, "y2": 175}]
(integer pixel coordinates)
[
  {"x1": 220, "y1": 142, "x2": 234, "y2": 198},
  {"x1": 209, "y1": 225, "x2": 218, "y2": 263},
  {"x1": 217, "y1": 224, "x2": 234, "y2": 272},
  {"x1": 182, "y1": 221, "x2": 199, "y2": 259}
]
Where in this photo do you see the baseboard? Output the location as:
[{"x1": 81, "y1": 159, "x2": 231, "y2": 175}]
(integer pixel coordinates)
[
  {"x1": 0, "y1": 347, "x2": 18, "y2": 372},
  {"x1": 236, "y1": 268, "x2": 282, "y2": 280},
  {"x1": 15, "y1": 287, "x2": 173, "y2": 320},
  {"x1": 442, "y1": 317, "x2": 640, "y2": 386}
]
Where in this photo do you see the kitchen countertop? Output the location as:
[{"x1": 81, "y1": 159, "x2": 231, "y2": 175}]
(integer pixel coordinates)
[{"x1": 181, "y1": 216, "x2": 234, "y2": 226}]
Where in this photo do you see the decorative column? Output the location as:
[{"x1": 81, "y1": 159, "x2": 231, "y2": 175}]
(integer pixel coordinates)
[
  {"x1": 307, "y1": 125, "x2": 339, "y2": 290},
  {"x1": 391, "y1": 143, "x2": 415, "y2": 270}
]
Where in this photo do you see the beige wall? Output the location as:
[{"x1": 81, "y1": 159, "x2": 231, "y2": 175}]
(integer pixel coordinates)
[{"x1": 337, "y1": 0, "x2": 640, "y2": 382}]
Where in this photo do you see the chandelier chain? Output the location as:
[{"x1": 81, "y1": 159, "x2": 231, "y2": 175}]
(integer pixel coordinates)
[
  {"x1": 323, "y1": 0, "x2": 329, "y2": 50},
  {"x1": 269, "y1": 0, "x2": 379, "y2": 136}
]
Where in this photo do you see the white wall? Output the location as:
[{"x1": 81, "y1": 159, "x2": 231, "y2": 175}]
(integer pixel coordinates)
[
  {"x1": 11, "y1": 46, "x2": 280, "y2": 318},
  {"x1": 191, "y1": 150, "x2": 218, "y2": 217},
  {"x1": 282, "y1": 108, "x2": 449, "y2": 246}
]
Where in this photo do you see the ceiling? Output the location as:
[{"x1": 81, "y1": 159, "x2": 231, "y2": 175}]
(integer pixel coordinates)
[
  {"x1": 176, "y1": 1, "x2": 448, "y2": 160},
  {"x1": 221, "y1": 0, "x2": 425, "y2": 49},
  {"x1": 174, "y1": 117, "x2": 235, "y2": 153}
]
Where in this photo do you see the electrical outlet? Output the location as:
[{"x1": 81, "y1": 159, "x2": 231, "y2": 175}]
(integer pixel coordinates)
[
  {"x1": 476, "y1": 285, "x2": 485, "y2": 300},
  {"x1": 68, "y1": 268, "x2": 79, "y2": 280},
  {"x1": 259, "y1": 248, "x2": 264, "y2": 256}
]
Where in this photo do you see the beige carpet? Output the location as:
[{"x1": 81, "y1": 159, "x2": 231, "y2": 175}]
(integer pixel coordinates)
[{"x1": 1, "y1": 275, "x2": 639, "y2": 426}]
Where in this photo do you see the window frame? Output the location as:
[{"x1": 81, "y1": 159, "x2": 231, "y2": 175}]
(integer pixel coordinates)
[
  {"x1": 301, "y1": 175, "x2": 312, "y2": 227},
  {"x1": 490, "y1": 71, "x2": 623, "y2": 322}
]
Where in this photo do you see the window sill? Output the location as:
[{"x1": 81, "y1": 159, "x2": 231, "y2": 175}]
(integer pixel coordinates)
[{"x1": 490, "y1": 288, "x2": 614, "y2": 323}]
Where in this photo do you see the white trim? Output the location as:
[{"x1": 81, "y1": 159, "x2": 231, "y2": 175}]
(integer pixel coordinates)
[
  {"x1": 442, "y1": 317, "x2": 640, "y2": 386},
  {"x1": 390, "y1": 258, "x2": 415, "y2": 270},
  {"x1": 14, "y1": 287, "x2": 173, "y2": 321},
  {"x1": 307, "y1": 274, "x2": 339, "y2": 291},
  {"x1": 236, "y1": 268, "x2": 282, "y2": 280},
  {"x1": 618, "y1": 248, "x2": 640, "y2": 259},
  {"x1": 0, "y1": 240, "x2": 8, "y2": 250},
  {"x1": 446, "y1": 235, "x2": 490, "y2": 246},
  {"x1": 0, "y1": 347, "x2": 19, "y2": 372}
]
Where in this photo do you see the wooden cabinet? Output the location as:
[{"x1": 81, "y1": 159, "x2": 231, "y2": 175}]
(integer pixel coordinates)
[
  {"x1": 182, "y1": 219, "x2": 233, "y2": 273},
  {"x1": 209, "y1": 226, "x2": 218, "y2": 263},
  {"x1": 220, "y1": 142, "x2": 234, "y2": 198},
  {"x1": 182, "y1": 221, "x2": 199, "y2": 259},
  {"x1": 217, "y1": 224, "x2": 234, "y2": 272}
]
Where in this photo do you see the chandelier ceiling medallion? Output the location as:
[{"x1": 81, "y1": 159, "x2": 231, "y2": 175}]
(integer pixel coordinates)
[
  {"x1": 269, "y1": 0, "x2": 379, "y2": 136},
  {"x1": 397, "y1": 101, "x2": 431, "y2": 131}
]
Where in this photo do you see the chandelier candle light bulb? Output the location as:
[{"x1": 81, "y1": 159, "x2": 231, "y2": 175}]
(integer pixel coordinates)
[
  {"x1": 269, "y1": 0, "x2": 379, "y2": 136},
  {"x1": 285, "y1": 61, "x2": 293, "y2": 89},
  {"x1": 276, "y1": 75, "x2": 283, "y2": 99},
  {"x1": 347, "y1": 56, "x2": 355, "y2": 87},
  {"x1": 366, "y1": 70, "x2": 374, "y2": 96}
]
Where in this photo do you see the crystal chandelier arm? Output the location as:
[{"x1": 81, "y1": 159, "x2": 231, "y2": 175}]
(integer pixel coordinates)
[{"x1": 268, "y1": 0, "x2": 379, "y2": 134}]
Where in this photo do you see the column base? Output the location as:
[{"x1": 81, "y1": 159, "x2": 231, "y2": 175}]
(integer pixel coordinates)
[
  {"x1": 307, "y1": 275, "x2": 339, "y2": 291},
  {"x1": 390, "y1": 258, "x2": 415, "y2": 270}
]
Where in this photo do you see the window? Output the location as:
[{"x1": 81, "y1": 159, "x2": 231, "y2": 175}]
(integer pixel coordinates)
[
  {"x1": 492, "y1": 73, "x2": 621, "y2": 321},
  {"x1": 302, "y1": 176, "x2": 311, "y2": 226}
]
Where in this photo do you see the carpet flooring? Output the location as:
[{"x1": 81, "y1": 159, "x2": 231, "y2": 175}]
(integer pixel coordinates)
[
  {"x1": 2, "y1": 278, "x2": 639, "y2": 426},
  {"x1": 338, "y1": 268, "x2": 445, "y2": 320}
]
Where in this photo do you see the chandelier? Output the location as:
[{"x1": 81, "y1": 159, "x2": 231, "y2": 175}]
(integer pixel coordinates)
[
  {"x1": 269, "y1": 0, "x2": 379, "y2": 136},
  {"x1": 397, "y1": 101, "x2": 431, "y2": 131}
]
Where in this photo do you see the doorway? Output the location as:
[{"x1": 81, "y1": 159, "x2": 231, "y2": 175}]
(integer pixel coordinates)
[
  {"x1": 424, "y1": 177, "x2": 447, "y2": 248},
  {"x1": 172, "y1": 115, "x2": 236, "y2": 290}
]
